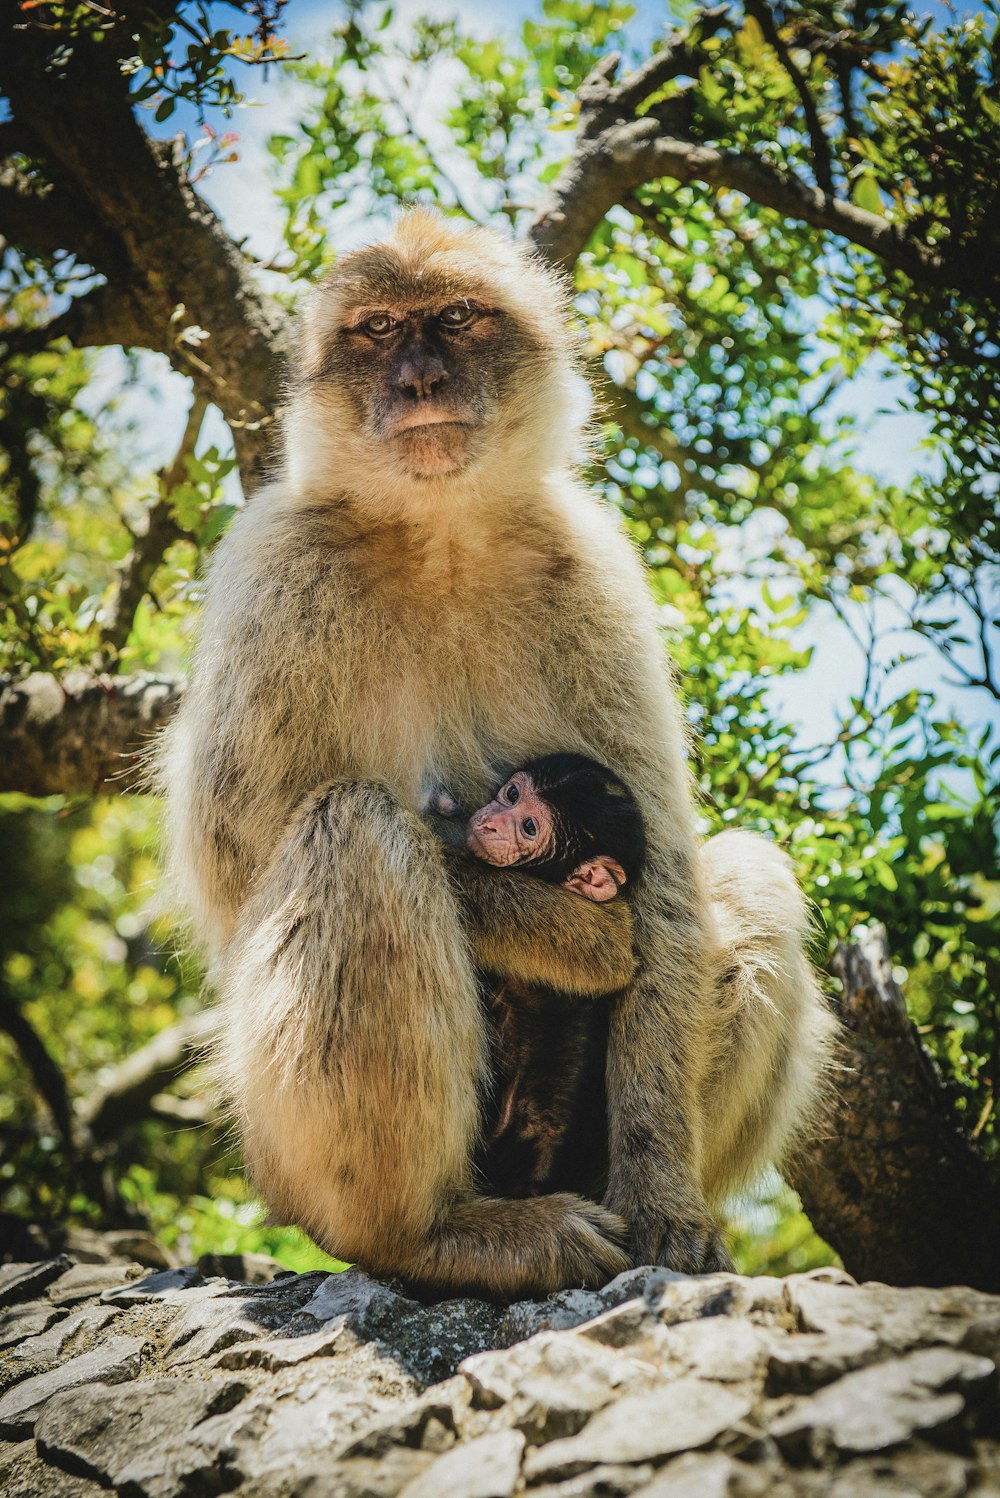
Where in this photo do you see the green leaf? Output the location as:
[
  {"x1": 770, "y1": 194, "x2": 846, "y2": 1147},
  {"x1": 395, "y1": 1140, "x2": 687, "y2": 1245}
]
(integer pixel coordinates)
[{"x1": 851, "y1": 172, "x2": 883, "y2": 214}]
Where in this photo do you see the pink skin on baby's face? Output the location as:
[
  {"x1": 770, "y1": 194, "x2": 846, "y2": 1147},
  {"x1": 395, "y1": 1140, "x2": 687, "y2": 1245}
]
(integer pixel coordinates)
[
  {"x1": 466, "y1": 771, "x2": 555, "y2": 867},
  {"x1": 465, "y1": 771, "x2": 626, "y2": 903}
]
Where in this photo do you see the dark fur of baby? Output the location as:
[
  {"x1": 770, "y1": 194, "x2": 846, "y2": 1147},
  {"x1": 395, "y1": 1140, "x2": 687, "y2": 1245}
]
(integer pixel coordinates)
[{"x1": 431, "y1": 753, "x2": 646, "y2": 1199}]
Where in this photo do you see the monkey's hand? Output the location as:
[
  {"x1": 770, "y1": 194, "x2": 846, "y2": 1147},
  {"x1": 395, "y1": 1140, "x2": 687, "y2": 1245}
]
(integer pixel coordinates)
[{"x1": 442, "y1": 846, "x2": 637, "y2": 997}]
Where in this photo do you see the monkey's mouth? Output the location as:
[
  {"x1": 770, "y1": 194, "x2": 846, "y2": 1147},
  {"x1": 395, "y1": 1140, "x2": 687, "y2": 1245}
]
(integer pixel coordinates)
[
  {"x1": 388, "y1": 413, "x2": 480, "y2": 476},
  {"x1": 391, "y1": 408, "x2": 473, "y2": 433}
]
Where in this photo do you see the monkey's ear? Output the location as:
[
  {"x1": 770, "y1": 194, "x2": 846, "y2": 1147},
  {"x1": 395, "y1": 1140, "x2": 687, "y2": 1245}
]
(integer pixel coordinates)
[{"x1": 564, "y1": 856, "x2": 627, "y2": 903}]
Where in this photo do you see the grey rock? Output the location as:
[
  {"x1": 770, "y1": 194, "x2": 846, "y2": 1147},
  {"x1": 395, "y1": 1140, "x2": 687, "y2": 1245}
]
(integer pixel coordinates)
[
  {"x1": 278, "y1": 1447, "x2": 438, "y2": 1498},
  {"x1": 215, "y1": 1321, "x2": 358, "y2": 1370},
  {"x1": 48, "y1": 1261, "x2": 142, "y2": 1305},
  {"x1": 164, "y1": 1286, "x2": 264, "y2": 1363},
  {"x1": 659, "y1": 1314, "x2": 771, "y2": 1384},
  {"x1": 0, "y1": 1302, "x2": 62, "y2": 1350},
  {"x1": 646, "y1": 1273, "x2": 791, "y2": 1331},
  {"x1": 63, "y1": 1227, "x2": 177, "y2": 1268},
  {"x1": 528, "y1": 1463, "x2": 658, "y2": 1498},
  {"x1": 633, "y1": 1451, "x2": 772, "y2": 1498},
  {"x1": 34, "y1": 1375, "x2": 247, "y2": 1495},
  {"x1": 101, "y1": 1263, "x2": 205, "y2": 1302},
  {"x1": 397, "y1": 1429, "x2": 526, "y2": 1498},
  {"x1": 0, "y1": 1256, "x2": 72, "y2": 1307},
  {"x1": 765, "y1": 1325, "x2": 881, "y2": 1393},
  {"x1": 0, "y1": 1436, "x2": 106, "y2": 1497},
  {"x1": 1, "y1": 1255, "x2": 999, "y2": 1498},
  {"x1": 787, "y1": 1277, "x2": 1000, "y2": 1356},
  {"x1": 196, "y1": 1250, "x2": 288, "y2": 1283},
  {"x1": 343, "y1": 1384, "x2": 465, "y2": 1458},
  {"x1": 770, "y1": 1346, "x2": 996, "y2": 1459},
  {"x1": 462, "y1": 1330, "x2": 660, "y2": 1441},
  {"x1": 827, "y1": 1445, "x2": 972, "y2": 1498},
  {"x1": 12, "y1": 1303, "x2": 124, "y2": 1367},
  {"x1": 300, "y1": 1267, "x2": 412, "y2": 1326},
  {"x1": 215, "y1": 1371, "x2": 423, "y2": 1493},
  {"x1": 523, "y1": 1380, "x2": 753, "y2": 1480},
  {"x1": 0, "y1": 1334, "x2": 147, "y2": 1436}
]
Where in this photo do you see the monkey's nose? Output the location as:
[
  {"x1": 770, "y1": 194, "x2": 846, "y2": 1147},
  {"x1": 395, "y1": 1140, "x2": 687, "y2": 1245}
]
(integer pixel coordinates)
[{"x1": 397, "y1": 356, "x2": 448, "y2": 401}]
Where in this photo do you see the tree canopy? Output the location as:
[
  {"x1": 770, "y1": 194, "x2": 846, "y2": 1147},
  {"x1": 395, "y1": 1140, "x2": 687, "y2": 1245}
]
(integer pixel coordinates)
[{"x1": 1, "y1": 0, "x2": 998, "y2": 1281}]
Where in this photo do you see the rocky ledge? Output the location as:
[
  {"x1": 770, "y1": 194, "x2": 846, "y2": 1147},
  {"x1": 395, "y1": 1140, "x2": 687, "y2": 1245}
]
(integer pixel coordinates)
[{"x1": 1, "y1": 1250, "x2": 998, "y2": 1498}]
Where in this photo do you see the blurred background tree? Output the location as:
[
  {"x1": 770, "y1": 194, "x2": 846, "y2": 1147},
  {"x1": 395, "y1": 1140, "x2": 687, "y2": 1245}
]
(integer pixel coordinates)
[{"x1": 1, "y1": 0, "x2": 997, "y2": 1281}]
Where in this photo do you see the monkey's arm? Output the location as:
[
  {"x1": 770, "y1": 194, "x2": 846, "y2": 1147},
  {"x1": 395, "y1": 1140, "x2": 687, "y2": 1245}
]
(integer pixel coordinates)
[{"x1": 442, "y1": 847, "x2": 637, "y2": 997}]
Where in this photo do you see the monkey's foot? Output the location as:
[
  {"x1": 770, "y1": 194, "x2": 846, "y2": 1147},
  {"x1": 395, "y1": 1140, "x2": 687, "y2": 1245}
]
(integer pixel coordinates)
[
  {"x1": 629, "y1": 1210, "x2": 734, "y2": 1277},
  {"x1": 553, "y1": 1197, "x2": 632, "y2": 1290}
]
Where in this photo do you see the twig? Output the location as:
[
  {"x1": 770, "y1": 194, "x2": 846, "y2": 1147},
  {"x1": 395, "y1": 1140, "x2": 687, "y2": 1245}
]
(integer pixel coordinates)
[
  {"x1": 99, "y1": 392, "x2": 209, "y2": 662},
  {"x1": 0, "y1": 980, "x2": 75, "y2": 1147},
  {"x1": 745, "y1": 0, "x2": 835, "y2": 196}
]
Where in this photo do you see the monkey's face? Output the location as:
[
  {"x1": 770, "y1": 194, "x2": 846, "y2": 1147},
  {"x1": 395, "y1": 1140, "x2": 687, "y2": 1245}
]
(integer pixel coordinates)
[
  {"x1": 334, "y1": 299, "x2": 518, "y2": 478},
  {"x1": 466, "y1": 771, "x2": 557, "y2": 867},
  {"x1": 291, "y1": 212, "x2": 581, "y2": 498}
]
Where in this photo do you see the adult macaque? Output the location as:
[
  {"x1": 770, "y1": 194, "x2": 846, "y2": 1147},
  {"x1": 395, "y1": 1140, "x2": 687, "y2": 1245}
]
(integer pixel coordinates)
[
  {"x1": 161, "y1": 211, "x2": 834, "y2": 1299},
  {"x1": 437, "y1": 754, "x2": 647, "y2": 1200}
]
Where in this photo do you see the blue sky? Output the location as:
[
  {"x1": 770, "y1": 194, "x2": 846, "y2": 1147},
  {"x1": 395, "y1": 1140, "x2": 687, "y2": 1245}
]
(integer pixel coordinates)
[{"x1": 94, "y1": 0, "x2": 998, "y2": 761}]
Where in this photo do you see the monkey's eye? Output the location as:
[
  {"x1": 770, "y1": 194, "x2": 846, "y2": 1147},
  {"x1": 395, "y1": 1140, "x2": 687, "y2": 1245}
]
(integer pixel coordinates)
[
  {"x1": 439, "y1": 303, "x2": 474, "y2": 329},
  {"x1": 522, "y1": 817, "x2": 537, "y2": 838},
  {"x1": 363, "y1": 313, "x2": 398, "y2": 337},
  {"x1": 504, "y1": 782, "x2": 519, "y2": 805}
]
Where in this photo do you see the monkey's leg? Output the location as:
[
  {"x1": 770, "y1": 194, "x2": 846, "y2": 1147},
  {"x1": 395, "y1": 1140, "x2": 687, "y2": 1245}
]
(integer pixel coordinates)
[
  {"x1": 603, "y1": 836, "x2": 737, "y2": 1276},
  {"x1": 212, "y1": 780, "x2": 629, "y2": 1300},
  {"x1": 696, "y1": 830, "x2": 838, "y2": 1206}
]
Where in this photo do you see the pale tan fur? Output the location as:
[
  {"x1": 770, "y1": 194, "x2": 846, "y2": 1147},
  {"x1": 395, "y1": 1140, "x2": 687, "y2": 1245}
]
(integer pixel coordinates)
[{"x1": 159, "y1": 210, "x2": 834, "y2": 1296}]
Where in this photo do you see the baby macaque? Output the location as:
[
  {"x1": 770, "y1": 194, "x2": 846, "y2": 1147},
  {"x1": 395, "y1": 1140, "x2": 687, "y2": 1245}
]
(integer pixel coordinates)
[
  {"x1": 433, "y1": 754, "x2": 646, "y2": 1198},
  {"x1": 435, "y1": 752, "x2": 647, "y2": 902}
]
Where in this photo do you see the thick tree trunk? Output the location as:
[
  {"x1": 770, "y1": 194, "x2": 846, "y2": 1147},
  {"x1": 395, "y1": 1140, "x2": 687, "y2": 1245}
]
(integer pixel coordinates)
[{"x1": 789, "y1": 925, "x2": 1000, "y2": 1293}]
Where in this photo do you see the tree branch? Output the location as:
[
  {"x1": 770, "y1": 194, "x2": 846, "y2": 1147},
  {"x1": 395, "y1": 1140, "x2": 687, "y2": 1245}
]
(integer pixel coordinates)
[
  {"x1": 0, "y1": 163, "x2": 111, "y2": 270},
  {"x1": 99, "y1": 394, "x2": 208, "y2": 661},
  {"x1": 531, "y1": 113, "x2": 947, "y2": 286},
  {"x1": 0, "y1": 0, "x2": 290, "y2": 491},
  {"x1": 0, "y1": 671, "x2": 182, "y2": 797},
  {"x1": 528, "y1": 8, "x2": 964, "y2": 296},
  {"x1": 593, "y1": 6, "x2": 732, "y2": 122},
  {"x1": 789, "y1": 924, "x2": 1000, "y2": 1294},
  {"x1": 80, "y1": 1011, "x2": 216, "y2": 1143},
  {"x1": 1, "y1": 283, "x2": 150, "y2": 358}
]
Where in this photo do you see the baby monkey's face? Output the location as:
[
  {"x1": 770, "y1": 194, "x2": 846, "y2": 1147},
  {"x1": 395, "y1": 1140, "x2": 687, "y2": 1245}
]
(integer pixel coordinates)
[
  {"x1": 466, "y1": 771, "x2": 556, "y2": 868},
  {"x1": 465, "y1": 771, "x2": 627, "y2": 903}
]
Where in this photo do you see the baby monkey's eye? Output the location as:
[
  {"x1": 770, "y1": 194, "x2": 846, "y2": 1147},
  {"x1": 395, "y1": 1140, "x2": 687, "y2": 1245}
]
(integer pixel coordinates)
[
  {"x1": 504, "y1": 783, "x2": 519, "y2": 805},
  {"x1": 364, "y1": 313, "x2": 398, "y2": 337},
  {"x1": 439, "y1": 303, "x2": 474, "y2": 329},
  {"x1": 522, "y1": 817, "x2": 537, "y2": 838}
]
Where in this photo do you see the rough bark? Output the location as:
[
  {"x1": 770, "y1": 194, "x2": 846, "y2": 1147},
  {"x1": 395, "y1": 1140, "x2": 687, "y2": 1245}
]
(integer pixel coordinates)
[
  {"x1": 0, "y1": 672, "x2": 182, "y2": 798},
  {"x1": 789, "y1": 925, "x2": 1000, "y2": 1294}
]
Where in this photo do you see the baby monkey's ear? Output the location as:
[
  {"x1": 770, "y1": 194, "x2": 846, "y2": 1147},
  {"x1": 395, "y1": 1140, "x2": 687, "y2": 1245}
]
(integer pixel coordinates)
[{"x1": 563, "y1": 856, "x2": 627, "y2": 903}]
